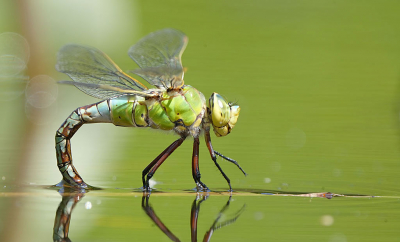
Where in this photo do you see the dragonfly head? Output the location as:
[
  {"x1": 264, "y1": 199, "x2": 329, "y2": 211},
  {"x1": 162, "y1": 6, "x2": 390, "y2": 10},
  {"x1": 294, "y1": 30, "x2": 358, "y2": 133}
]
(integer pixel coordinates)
[{"x1": 207, "y1": 93, "x2": 240, "y2": 137}]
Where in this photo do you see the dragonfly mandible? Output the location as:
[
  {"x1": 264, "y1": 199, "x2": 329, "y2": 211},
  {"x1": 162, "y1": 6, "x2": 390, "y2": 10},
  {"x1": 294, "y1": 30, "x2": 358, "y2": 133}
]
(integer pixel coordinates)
[{"x1": 55, "y1": 28, "x2": 246, "y2": 191}]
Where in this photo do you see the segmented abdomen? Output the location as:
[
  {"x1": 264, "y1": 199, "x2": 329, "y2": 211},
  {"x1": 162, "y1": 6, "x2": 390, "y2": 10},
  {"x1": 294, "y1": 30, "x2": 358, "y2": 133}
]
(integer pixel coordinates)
[{"x1": 109, "y1": 95, "x2": 149, "y2": 127}]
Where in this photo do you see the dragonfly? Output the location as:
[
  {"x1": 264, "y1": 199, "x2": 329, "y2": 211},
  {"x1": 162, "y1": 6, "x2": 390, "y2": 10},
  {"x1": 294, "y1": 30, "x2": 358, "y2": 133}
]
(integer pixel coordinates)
[{"x1": 55, "y1": 28, "x2": 246, "y2": 191}]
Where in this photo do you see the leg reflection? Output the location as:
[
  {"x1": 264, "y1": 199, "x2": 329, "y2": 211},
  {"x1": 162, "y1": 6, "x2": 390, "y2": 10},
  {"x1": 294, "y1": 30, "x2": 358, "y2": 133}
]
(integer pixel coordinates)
[
  {"x1": 142, "y1": 193, "x2": 181, "y2": 242},
  {"x1": 202, "y1": 196, "x2": 246, "y2": 242},
  {"x1": 142, "y1": 192, "x2": 246, "y2": 242},
  {"x1": 190, "y1": 194, "x2": 208, "y2": 242}
]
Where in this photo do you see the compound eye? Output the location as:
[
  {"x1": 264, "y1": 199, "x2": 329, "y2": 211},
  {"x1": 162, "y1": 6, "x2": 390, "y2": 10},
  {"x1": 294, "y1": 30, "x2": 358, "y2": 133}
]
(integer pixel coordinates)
[{"x1": 210, "y1": 93, "x2": 230, "y2": 127}]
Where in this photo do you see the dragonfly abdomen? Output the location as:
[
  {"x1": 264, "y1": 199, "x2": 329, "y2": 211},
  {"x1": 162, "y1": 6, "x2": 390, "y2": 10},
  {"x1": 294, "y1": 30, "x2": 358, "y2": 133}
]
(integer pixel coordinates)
[{"x1": 109, "y1": 95, "x2": 149, "y2": 127}]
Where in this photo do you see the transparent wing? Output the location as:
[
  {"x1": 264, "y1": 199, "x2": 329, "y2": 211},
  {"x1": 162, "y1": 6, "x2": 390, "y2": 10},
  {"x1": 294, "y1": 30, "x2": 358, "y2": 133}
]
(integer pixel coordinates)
[
  {"x1": 56, "y1": 44, "x2": 149, "y2": 99},
  {"x1": 128, "y1": 28, "x2": 188, "y2": 89}
]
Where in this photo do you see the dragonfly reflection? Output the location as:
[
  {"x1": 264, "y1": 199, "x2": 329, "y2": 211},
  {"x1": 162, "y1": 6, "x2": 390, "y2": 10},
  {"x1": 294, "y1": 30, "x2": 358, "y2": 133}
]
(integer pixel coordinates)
[
  {"x1": 53, "y1": 188, "x2": 85, "y2": 242},
  {"x1": 53, "y1": 190, "x2": 245, "y2": 242}
]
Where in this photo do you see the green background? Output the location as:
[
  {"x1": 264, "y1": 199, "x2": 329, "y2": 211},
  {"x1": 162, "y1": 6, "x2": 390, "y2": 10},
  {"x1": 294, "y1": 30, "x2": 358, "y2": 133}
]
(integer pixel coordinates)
[{"x1": 0, "y1": 0, "x2": 399, "y2": 241}]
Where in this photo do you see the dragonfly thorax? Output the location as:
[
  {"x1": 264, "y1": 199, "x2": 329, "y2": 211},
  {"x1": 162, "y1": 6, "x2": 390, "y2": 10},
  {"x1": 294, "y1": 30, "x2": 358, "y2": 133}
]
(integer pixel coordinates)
[
  {"x1": 108, "y1": 85, "x2": 206, "y2": 137},
  {"x1": 146, "y1": 85, "x2": 206, "y2": 135}
]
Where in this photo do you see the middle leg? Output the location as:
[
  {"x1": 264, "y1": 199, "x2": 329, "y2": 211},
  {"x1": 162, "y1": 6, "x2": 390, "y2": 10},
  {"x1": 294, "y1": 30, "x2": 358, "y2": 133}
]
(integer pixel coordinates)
[{"x1": 192, "y1": 137, "x2": 208, "y2": 191}]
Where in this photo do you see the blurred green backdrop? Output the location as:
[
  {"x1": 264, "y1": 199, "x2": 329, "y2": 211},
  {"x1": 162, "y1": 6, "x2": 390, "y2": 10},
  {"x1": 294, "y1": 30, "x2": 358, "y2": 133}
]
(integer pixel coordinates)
[{"x1": 1, "y1": 0, "x2": 400, "y2": 241}]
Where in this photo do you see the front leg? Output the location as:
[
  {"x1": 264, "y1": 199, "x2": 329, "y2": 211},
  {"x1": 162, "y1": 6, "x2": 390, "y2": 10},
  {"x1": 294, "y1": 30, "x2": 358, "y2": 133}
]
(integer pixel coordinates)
[
  {"x1": 204, "y1": 129, "x2": 247, "y2": 191},
  {"x1": 204, "y1": 130, "x2": 232, "y2": 191}
]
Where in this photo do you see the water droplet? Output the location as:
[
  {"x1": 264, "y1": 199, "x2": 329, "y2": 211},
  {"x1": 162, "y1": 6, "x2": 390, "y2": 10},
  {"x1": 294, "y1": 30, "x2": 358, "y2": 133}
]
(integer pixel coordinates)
[
  {"x1": 264, "y1": 177, "x2": 271, "y2": 183},
  {"x1": 254, "y1": 212, "x2": 264, "y2": 220},
  {"x1": 321, "y1": 215, "x2": 334, "y2": 226},
  {"x1": 85, "y1": 201, "x2": 92, "y2": 209},
  {"x1": 329, "y1": 233, "x2": 347, "y2": 242}
]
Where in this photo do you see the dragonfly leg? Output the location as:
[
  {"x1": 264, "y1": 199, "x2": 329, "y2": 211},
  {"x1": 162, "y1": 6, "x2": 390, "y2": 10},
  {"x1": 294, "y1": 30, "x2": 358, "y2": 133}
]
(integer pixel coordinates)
[
  {"x1": 142, "y1": 136, "x2": 186, "y2": 191},
  {"x1": 55, "y1": 100, "x2": 112, "y2": 188},
  {"x1": 204, "y1": 130, "x2": 232, "y2": 191},
  {"x1": 192, "y1": 137, "x2": 209, "y2": 191},
  {"x1": 142, "y1": 150, "x2": 168, "y2": 189}
]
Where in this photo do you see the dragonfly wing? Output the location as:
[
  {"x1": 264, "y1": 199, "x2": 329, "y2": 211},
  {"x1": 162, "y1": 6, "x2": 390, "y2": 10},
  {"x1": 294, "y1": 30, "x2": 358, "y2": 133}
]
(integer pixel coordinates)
[
  {"x1": 128, "y1": 28, "x2": 188, "y2": 89},
  {"x1": 56, "y1": 44, "x2": 149, "y2": 99}
]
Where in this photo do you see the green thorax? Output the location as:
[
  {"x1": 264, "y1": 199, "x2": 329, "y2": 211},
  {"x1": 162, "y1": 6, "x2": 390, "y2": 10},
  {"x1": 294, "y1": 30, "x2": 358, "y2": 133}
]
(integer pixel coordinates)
[
  {"x1": 109, "y1": 85, "x2": 206, "y2": 132},
  {"x1": 147, "y1": 85, "x2": 205, "y2": 130}
]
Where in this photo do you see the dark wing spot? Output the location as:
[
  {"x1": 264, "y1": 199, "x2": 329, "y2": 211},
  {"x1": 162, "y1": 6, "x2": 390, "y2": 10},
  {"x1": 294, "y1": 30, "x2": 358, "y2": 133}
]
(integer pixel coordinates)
[
  {"x1": 118, "y1": 116, "x2": 121, "y2": 119},
  {"x1": 141, "y1": 113, "x2": 144, "y2": 118}
]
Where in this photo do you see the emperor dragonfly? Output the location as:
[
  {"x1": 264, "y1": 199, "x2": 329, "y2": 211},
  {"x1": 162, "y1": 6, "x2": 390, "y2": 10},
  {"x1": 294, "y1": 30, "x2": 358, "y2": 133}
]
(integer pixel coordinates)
[{"x1": 55, "y1": 28, "x2": 246, "y2": 191}]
